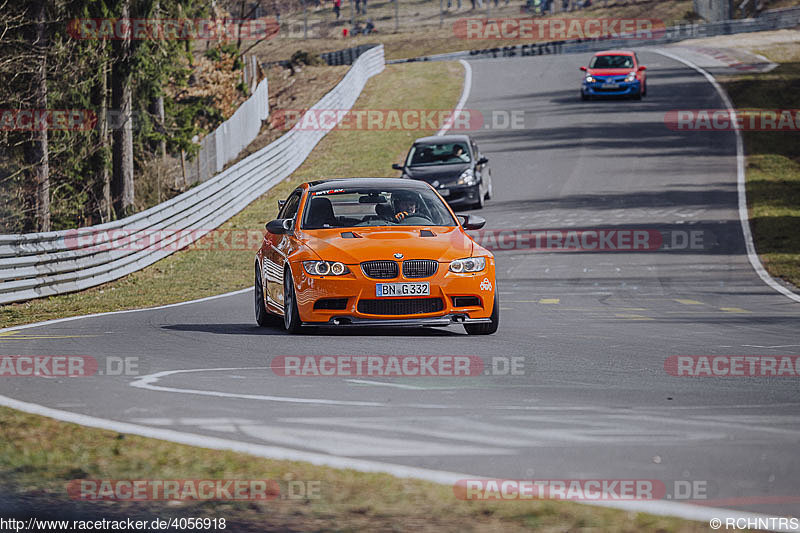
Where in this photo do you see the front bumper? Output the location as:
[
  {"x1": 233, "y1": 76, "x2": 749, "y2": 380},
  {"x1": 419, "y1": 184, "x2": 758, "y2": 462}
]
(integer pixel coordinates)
[
  {"x1": 290, "y1": 259, "x2": 496, "y2": 326},
  {"x1": 582, "y1": 79, "x2": 641, "y2": 97},
  {"x1": 438, "y1": 183, "x2": 481, "y2": 207},
  {"x1": 310, "y1": 315, "x2": 493, "y2": 327}
]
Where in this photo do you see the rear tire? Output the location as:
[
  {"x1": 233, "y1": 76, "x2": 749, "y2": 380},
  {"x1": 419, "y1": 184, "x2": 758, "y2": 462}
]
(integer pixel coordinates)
[
  {"x1": 283, "y1": 267, "x2": 303, "y2": 333},
  {"x1": 464, "y1": 292, "x2": 499, "y2": 335}
]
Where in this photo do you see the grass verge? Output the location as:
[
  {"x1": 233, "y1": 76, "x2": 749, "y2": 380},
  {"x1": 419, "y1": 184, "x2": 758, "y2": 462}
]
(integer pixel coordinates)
[
  {"x1": 0, "y1": 406, "x2": 709, "y2": 531},
  {"x1": 719, "y1": 40, "x2": 800, "y2": 287},
  {"x1": 0, "y1": 60, "x2": 463, "y2": 329}
]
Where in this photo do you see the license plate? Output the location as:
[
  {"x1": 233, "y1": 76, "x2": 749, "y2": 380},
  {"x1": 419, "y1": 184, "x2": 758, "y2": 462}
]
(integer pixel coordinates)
[
  {"x1": 376, "y1": 282, "x2": 430, "y2": 297},
  {"x1": 601, "y1": 83, "x2": 619, "y2": 89},
  {"x1": 439, "y1": 188, "x2": 450, "y2": 197}
]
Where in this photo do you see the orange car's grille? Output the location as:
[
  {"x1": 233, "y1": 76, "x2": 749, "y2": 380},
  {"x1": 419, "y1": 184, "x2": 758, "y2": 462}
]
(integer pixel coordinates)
[
  {"x1": 361, "y1": 260, "x2": 399, "y2": 279},
  {"x1": 402, "y1": 260, "x2": 438, "y2": 278},
  {"x1": 357, "y1": 298, "x2": 445, "y2": 316}
]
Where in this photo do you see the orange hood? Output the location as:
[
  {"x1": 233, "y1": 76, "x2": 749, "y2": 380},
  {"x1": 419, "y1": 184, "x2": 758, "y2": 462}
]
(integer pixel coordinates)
[{"x1": 299, "y1": 226, "x2": 475, "y2": 264}]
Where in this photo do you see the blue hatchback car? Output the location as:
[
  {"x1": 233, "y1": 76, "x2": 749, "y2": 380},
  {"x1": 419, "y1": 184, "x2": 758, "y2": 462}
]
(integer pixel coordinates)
[{"x1": 580, "y1": 50, "x2": 648, "y2": 100}]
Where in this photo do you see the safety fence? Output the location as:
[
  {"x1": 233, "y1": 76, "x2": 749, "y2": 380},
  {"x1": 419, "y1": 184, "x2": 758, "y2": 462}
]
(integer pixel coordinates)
[
  {"x1": 0, "y1": 45, "x2": 385, "y2": 305},
  {"x1": 185, "y1": 68, "x2": 270, "y2": 185}
]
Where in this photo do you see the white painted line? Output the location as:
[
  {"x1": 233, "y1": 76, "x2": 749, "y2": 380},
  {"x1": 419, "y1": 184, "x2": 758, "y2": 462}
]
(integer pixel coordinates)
[
  {"x1": 750, "y1": 51, "x2": 779, "y2": 72},
  {"x1": 131, "y1": 367, "x2": 387, "y2": 407},
  {"x1": 0, "y1": 287, "x2": 251, "y2": 334},
  {"x1": 436, "y1": 59, "x2": 472, "y2": 136},
  {"x1": 346, "y1": 379, "x2": 426, "y2": 390},
  {"x1": 742, "y1": 344, "x2": 800, "y2": 349},
  {"x1": 654, "y1": 49, "x2": 800, "y2": 305},
  {"x1": 0, "y1": 393, "x2": 794, "y2": 531}
]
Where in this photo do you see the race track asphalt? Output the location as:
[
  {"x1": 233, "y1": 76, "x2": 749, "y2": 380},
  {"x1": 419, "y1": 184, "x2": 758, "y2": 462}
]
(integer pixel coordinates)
[{"x1": 2, "y1": 51, "x2": 799, "y2": 520}]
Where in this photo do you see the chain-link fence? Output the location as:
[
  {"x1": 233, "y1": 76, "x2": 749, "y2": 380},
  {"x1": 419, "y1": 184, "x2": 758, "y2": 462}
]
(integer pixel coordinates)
[{"x1": 184, "y1": 73, "x2": 270, "y2": 185}]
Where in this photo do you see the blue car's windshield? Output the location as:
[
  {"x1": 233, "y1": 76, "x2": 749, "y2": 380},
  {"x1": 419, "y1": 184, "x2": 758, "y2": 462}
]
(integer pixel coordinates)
[{"x1": 589, "y1": 55, "x2": 634, "y2": 69}]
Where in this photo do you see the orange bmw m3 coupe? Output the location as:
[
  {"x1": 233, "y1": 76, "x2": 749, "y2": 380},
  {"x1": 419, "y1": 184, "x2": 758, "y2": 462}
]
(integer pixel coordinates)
[{"x1": 254, "y1": 178, "x2": 498, "y2": 334}]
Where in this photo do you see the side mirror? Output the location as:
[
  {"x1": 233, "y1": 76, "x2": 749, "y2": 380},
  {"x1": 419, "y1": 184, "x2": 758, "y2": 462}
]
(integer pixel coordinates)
[
  {"x1": 277, "y1": 199, "x2": 286, "y2": 211},
  {"x1": 266, "y1": 219, "x2": 294, "y2": 234},
  {"x1": 579, "y1": 66, "x2": 587, "y2": 72},
  {"x1": 458, "y1": 214, "x2": 486, "y2": 230},
  {"x1": 392, "y1": 163, "x2": 403, "y2": 171},
  {"x1": 477, "y1": 157, "x2": 488, "y2": 165},
  {"x1": 638, "y1": 65, "x2": 647, "y2": 71}
]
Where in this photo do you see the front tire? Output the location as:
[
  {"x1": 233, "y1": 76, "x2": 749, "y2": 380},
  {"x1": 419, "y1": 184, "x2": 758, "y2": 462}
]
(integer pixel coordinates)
[
  {"x1": 465, "y1": 292, "x2": 499, "y2": 335},
  {"x1": 255, "y1": 265, "x2": 270, "y2": 327},
  {"x1": 581, "y1": 91, "x2": 589, "y2": 101},
  {"x1": 283, "y1": 266, "x2": 303, "y2": 333},
  {"x1": 470, "y1": 185, "x2": 485, "y2": 210}
]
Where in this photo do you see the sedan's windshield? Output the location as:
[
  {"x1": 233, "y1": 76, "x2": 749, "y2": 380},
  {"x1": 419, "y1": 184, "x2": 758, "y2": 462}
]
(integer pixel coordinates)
[
  {"x1": 405, "y1": 142, "x2": 471, "y2": 167},
  {"x1": 302, "y1": 187, "x2": 457, "y2": 229},
  {"x1": 589, "y1": 55, "x2": 634, "y2": 69}
]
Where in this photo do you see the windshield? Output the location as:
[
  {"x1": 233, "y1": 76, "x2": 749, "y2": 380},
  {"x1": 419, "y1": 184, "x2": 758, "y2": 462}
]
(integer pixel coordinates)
[
  {"x1": 589, "y1": 55, "x2": 634, "y2": 69},
  {"x1": 405, "y1": 142, "x2": 471, "y2": 167},
  {"x1": 301, "y1": 187, "x2": 457, "y2": 229}
]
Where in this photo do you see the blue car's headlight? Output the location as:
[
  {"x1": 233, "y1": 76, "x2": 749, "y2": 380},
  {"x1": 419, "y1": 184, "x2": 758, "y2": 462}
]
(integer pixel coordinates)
[
  {"x1": 585, "y1": 75, "x2": 595, "y2": 83},
  {"x1": 625, "y1": 72, "x2": 636, "y2": 82}
]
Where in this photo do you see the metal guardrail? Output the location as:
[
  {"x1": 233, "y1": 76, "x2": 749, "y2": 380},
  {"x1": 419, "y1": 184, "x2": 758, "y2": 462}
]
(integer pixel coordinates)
[
  {"x1": 387, "y1": 6, "x2": 800, "y2": 63},
  {"x1": 0, "y1": 45, "x2": 385, "y2": 306},
  {"x1": 321, "y1": 44, "x2": 380, "y2": 66},
  {"x1": 263, "y1": 43, "x2": 380, "y2": 69}
]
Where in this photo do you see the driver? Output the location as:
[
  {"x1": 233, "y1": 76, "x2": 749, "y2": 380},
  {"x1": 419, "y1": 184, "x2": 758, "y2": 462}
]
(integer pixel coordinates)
[
  {"x1": 392, "y1": 191, "x2": 419, "y2": 222},
  {"x1": 452, "y1": 145, "x2": 469, "y2": 162}
]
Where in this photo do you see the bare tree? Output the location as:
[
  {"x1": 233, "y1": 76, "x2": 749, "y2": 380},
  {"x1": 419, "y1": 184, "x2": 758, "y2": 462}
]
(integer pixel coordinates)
[
  {"x1": 112, "y1": 0, "x2": 134, "y2": 217},
  {"x1": 23, "y1": 0, "x2": 51, "y2": 232}
]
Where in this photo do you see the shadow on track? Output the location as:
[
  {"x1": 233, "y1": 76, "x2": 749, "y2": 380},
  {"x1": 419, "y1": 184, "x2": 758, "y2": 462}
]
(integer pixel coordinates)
[{"x1": 162, "y1": 324, "x2": 464, "y2": 337}]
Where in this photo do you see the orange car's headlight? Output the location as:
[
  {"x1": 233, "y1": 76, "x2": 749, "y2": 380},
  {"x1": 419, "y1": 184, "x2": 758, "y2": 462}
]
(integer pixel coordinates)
[
  {"x1": 303, "y1": 260, "x2": 350, "y2": 276},
  {"x1": 449, "y1": 257, "x2": 486, "y2": 273}
]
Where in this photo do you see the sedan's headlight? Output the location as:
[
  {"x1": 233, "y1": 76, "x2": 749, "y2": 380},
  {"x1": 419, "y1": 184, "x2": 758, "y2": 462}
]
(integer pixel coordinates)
[
  {"x1": 449, "y1": 257, "x2": 486, "y2": 273},
  {"x1": 625, "y1": 72, "x2": 636, "y2": 82},
  {"x1": 457, "y1": 168, "x2": 477, "y2": 186},
  {"x1": 303, "y1": 260, "x2": 350, "y2": 276},
  {"x1": 585, "y1": 75, "x2": 595, "y2": 83}
]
